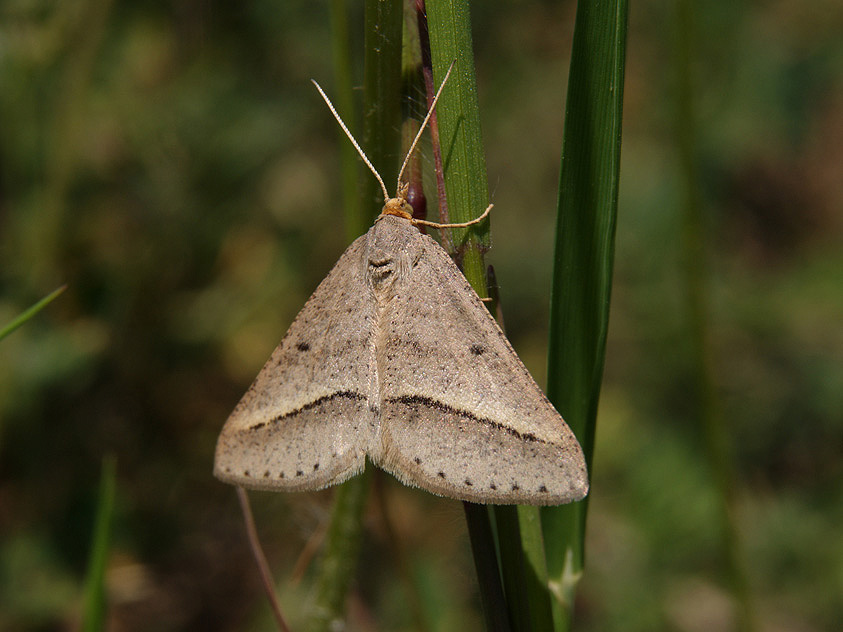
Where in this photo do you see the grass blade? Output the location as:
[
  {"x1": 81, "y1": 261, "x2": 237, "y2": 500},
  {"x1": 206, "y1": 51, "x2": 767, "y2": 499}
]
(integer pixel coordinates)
[
  {"x1": 309, "y1": 469, "x2": 372, "y2": 631},
  {"x1": 516, "y1": 505, "x2": 555, "y2": 630},
  {"x1": 426, "y1": 3, "x2": 521, "y2": 629},
  {"x1": 81, "y1": 456, "x2": 116, "y2": 632},
  {"x1": 360, "y1": 0, "x2": 404, "y2": 221},
  {"x1": 427, "y1": 3, "x2": 556, "y2": 630},
  {"x1": 426, "y1": 0, "x2": 490, "y2": 289},
  {"x1": 542, "y1": 0, "x2": 629, "y2": 628},
  {"x1": 329, "y1": 0, "x2": 364, "y2": 244},
  {"x1": 463, "y1": 503, "x2": 511, "y2": 632},
  {"x1": 0, "y1": 285, "x2": 66, "y2": 342}
]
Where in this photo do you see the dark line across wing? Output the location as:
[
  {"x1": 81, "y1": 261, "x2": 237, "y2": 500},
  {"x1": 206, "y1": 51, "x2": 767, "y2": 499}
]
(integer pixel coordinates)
[
  {"x1": 244, "y1": 391, "x2": 554, "y2": 448},
  {"x1": 246, "y1": 390, "x2": 366, "y2": 431},
  {"x1": 386, "y1": 394, "x2": 548, "y2": 446}
]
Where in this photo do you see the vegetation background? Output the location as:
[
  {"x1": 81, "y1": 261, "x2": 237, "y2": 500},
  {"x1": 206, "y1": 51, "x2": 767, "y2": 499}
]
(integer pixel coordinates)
[{"x1": 1, "y1": 1, "x2": 840, "y2": 631}]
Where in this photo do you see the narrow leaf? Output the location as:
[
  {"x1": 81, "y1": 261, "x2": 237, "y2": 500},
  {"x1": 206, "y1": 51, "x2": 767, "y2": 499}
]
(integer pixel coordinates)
[
  {"x1": 0, "y1": 285, "x2": 66, "y2": 342},
  {"x1": 542, "y1": 0, "x2": 629, "y2": 628},
  {"x1": 81, "y1": 456, "x2": 116, "y2": 632}
]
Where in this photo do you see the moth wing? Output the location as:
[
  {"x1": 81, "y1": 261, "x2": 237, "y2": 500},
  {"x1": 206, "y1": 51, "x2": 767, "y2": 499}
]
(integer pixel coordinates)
[
  {"x1": 214, "y1": 234, "x2": 377, "y2": 492},
  {"x1": 373, "y1": 232, "x2": 588, "y2": 505}
]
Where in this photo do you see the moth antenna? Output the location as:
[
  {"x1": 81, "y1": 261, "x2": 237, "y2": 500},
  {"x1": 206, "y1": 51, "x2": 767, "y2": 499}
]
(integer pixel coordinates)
[
  {"x1": 396, "y1": 59, "x2": 456, "y2": 195},
  {"x1": 412, "y1": 203, "x2": 493, "y2": 230},
  {"x1": 311, "y1": 79, "x2": 390, "y2": 203}
]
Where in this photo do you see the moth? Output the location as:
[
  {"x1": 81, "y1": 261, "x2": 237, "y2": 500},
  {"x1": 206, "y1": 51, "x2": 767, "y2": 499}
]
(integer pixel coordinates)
[{"x1": 214, "y1": 65, "x2": 588, "y2": 506}]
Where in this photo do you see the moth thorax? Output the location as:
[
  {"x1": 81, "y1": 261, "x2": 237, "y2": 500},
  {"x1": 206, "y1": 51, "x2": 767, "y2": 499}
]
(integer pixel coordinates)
[{"x1": 367, "y1": 251, "x2": 398, "y2": 296}]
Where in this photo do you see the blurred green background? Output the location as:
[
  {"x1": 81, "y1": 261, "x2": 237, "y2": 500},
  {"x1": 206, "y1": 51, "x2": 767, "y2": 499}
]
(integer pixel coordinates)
[{"x1": 1, "y1": 1, "x2": 841, "y2": 631}]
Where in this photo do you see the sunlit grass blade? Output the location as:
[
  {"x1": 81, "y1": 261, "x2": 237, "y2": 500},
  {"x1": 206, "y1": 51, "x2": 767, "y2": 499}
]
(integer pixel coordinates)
[
  {"x1": 542, "y1": 0, "x2": 628, "y2": 628},
  {"x1": 427, "y1": 2, "x2": 558, "y2": 630},
  {"x1": 0, "y1": 285, "x2": 66, "y2": 342},
  {"x1": 516, "y1": 505, "x2": 554, "y2": 629},
  {"x1": 425, "y1": 2, "x2": 518, "y2": 629},
  {"x1": 426, "y1": 0, "x2": 490, "y2": 292}
]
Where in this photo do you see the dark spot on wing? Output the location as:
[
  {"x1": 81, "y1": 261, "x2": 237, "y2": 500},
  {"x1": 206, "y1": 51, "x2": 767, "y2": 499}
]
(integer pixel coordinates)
[
  {"x1": 297, "y1": 342, "x2": 310, "y2": 352},
  {"x1": 313, "y1": 463, "x2": 320, "y2": 471},
  {"x1": 296, "y1": 470, "x2": 303, "y2": 477},
  {"x1": 470, "y1": 344, "x2": 485, "y2": 356},
  {"x1": 511, "y1": 484, "x2": 520, "y2": 491},
  {"x1": 414, "y1": 457, "x2": 421, "y2": 465},
  {"x1": 244, "y1": 470, "x2": 251, "y2": 477},
  {"x1": 279, "y1": 472, "x2": 285, "y2": 479},
  {"x1": 465, "y1": 480, "x2": 473, "y2": 486},
  {"x1": 490, "y1": 483, "x2": 497, "y2": 490},
  {"x1": 539, "y1": 485, "x2": 548, "y2": 493},
  {"x1": 264, "y1": 471, "x2": 270, "y2": 478},
  {"x1": 438, "y1": 472, "x2": 446, "y2": 478}
]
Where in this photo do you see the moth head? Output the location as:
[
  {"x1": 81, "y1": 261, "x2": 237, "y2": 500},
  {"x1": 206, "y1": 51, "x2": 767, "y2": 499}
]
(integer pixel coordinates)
[{"x1": 380, "y1": 183, "x2": 413, "y2": 220}]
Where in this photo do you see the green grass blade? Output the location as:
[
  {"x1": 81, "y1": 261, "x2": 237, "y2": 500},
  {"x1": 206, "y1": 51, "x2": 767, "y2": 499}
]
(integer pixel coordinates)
[
  {"x1": 309, "y1": 469, "x2": 372, "y2": 632},
  {"x1": 427, "y1": 3, "x2": 556, "y2": 630},
  {"x1": 463, "y1": 503, "x2": 511, "y2": 632},
  {"x1": 359, "y1": 0, "x2": 404, "y2": 222},
  {"x1": 81, "y1": 456, "x2": 116, "y2": 632},
  {"x1": 329, "y1": 0, "x2": 364, "y2": 244},
  {"x1": 516, "y1": 505, "x2": 555, "y2": 630},
  {"x1": 426, "y1": 3, "x2": 517, "y2": 629},
  {"x1": 310, "y1": 2, "x2": 403, "y2": 629},
  {"x1": 493, "y1": 506, "x2": 530, "y2": 632},
  {"x1": 492, "y1": 505, "x2": 556, "y2": 632},
  {"x1": 542, "y1": 0, "x2": 629, "y2": 627},
  {"x1": 0, "y1": 285, "x2": 66, "y2": 342},
  {"x1": 426, "y1": 0, "x2": 490, "y2": 292}
]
